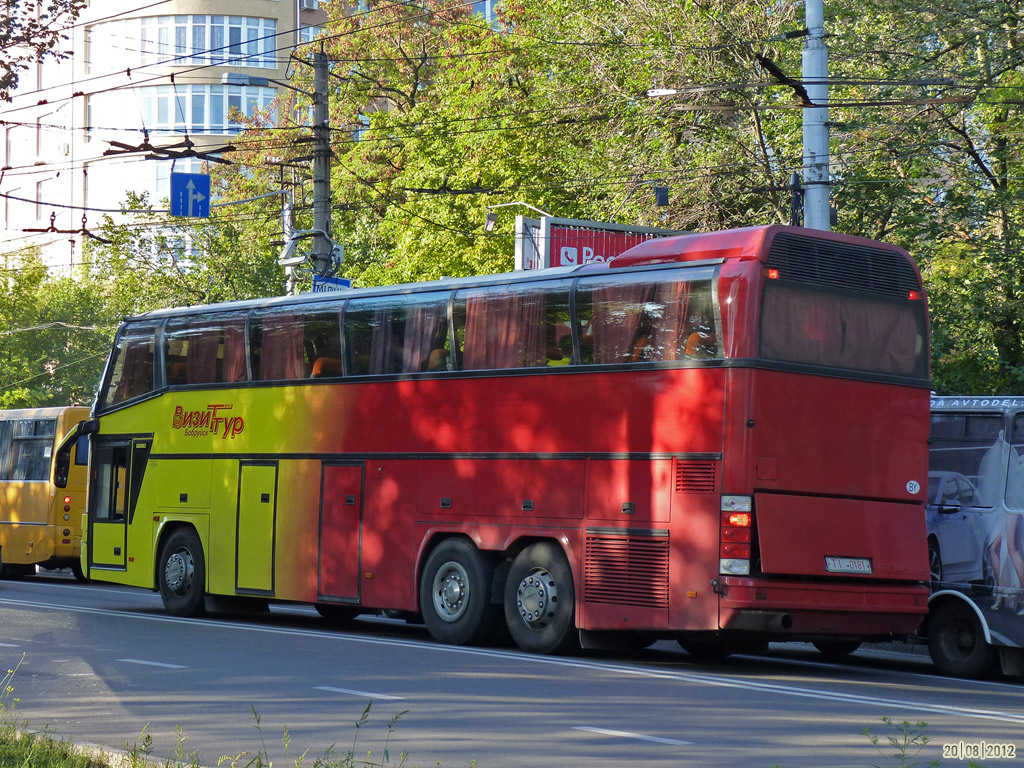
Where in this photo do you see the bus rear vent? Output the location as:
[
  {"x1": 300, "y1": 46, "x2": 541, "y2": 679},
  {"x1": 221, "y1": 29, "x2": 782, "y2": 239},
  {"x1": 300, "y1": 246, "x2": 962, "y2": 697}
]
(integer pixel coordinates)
[
  {"x1": 676, "y1": 460, "x2": 716, "y2": 493},
  {"x1": 584, "y1": 534, "x2": 669, "y2": 609},
  {"x1": 766, "y1": 232, "x2": 920, "y2": 299}
]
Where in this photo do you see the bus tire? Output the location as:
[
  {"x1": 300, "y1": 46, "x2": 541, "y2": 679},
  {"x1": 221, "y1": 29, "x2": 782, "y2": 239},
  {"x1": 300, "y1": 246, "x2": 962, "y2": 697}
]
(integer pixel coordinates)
[
  {"x1": 420, "y1": 538, "x2": 498, "y2": 646},
  {"x1": 316, "y1": 603, "x2": 360, "y2": 623},
  {"x1": 812, "y1": 639, "x2": 861, "y2": 659},
  {"x1": 70, "y1": 559, "x2": 88, "y2": 582},
  {"x1": 927, "y1": 600, "x2": 998, "y2": 679},
  {"x1": 0, "y1": 549, "x2": 30, "y2": 580},
  {"x1": 504, "y1": 542, "x2": 577, "y2": 655},
  {"x1": 678, "y1": 636, "x2": 734, "y2": 660},
  {"x1": 158, "y1": 528, "x2": 206, "y2": 617}
]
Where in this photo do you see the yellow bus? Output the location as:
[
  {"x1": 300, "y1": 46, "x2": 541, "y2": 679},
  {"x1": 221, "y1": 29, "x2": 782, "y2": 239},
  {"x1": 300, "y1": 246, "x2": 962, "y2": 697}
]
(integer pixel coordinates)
[{"x1": 0, "y1": 406, "x2": 91, "y2": 580}]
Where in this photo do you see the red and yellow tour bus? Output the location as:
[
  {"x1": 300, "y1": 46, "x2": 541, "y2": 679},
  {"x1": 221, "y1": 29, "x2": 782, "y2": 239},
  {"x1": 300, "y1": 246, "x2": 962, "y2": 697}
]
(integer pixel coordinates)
[
  {"x1": 59, "y1": 225, "x2": 932, "y2": 656},
  {"x1": 1, "y1": 406, "x2": 91, "y2": 579}
]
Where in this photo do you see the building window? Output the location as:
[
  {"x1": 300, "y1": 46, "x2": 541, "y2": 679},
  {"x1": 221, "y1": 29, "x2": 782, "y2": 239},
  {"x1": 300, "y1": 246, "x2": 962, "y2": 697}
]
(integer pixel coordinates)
[
  {"x1": 87, "y1": 15, "x2": 278, "y2": 72},
  {"x1": 88, "y1": 84, "x2": 276, "y2": 138},
  {"x1": 473, "y1": 0, "x2": 499, "y2": 23}
]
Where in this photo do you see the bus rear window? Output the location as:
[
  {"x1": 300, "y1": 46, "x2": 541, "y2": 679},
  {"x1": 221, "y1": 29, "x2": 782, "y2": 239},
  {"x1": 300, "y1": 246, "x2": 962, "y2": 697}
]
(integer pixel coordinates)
[{"x1": 759, "y1": 281, "x2": 926, "y2": 378}]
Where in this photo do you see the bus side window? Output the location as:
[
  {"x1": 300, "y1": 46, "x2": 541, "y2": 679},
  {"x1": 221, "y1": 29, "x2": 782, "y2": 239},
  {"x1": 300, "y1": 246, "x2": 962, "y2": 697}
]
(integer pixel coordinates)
[
  {"x1": 0, "y1": 421, "x2": 12, "y2": 479},
  {"x1": 576, "y1": 272, "x2": 719, "y2": 365},
  {"x1": 250, "y1": 310, "x2": 305, "y2": 381},
  {"x1": 165, "y1": 314, "x2": 248, "y2": 386},
  {"x1": 101, "y1": 324, "x2": 158, "y2": 407},
  {"x1": 303, "y1": 311, "x2": 342, "y2": 379},
  {"x1": 456, "y1": 281, "x2": 570, "y2": 370}
]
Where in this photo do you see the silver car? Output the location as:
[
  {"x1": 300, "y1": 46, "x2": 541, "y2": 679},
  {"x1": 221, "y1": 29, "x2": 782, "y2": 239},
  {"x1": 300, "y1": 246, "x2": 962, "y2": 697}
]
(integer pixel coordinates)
[{"x1": 926, "y1": 470, "x2": 1002, "y2": 587}]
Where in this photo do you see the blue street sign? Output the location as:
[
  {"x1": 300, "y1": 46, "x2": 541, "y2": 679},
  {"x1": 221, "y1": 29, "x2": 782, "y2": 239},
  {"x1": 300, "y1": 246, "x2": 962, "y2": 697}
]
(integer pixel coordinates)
[
  {"x1": 312, "y1": 275, "x2": 352, "y2": 292},
  {"x1": 170, "y1": 173, "x2": 211, "y2": 218}
]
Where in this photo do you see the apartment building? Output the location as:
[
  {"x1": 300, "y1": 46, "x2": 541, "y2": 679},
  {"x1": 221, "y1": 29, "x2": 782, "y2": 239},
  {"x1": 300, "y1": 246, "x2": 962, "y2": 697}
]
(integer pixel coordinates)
[{"x1": 0, "y1": 0, "x2": 329, "y2": 270}]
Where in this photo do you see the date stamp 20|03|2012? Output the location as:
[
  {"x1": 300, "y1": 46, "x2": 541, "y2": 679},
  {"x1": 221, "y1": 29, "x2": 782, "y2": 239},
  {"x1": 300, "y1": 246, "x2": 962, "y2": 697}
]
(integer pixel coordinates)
[{"x1": 942, "y1": 741, "x2": 1016, "y2": 760}]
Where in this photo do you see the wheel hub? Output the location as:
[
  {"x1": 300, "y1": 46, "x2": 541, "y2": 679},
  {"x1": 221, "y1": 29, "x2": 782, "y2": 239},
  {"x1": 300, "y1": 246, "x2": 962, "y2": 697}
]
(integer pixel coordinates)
[
  {"x1": 517, "y1": 569, "x2": 557, "y2": 629},
  {"x1": 165, "y1": 549, "x2": 194, "y2": 594},
  {"x1": 433, "y1": 562, "x2": 469, "y2": 622}
]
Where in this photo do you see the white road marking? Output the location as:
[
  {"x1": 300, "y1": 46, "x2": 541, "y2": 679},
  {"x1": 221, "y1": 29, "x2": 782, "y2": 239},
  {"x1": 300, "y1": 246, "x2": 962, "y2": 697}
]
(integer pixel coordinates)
[
  {"x1": 117, "y1": 658, "x2": 188, "y2": 669},
  {"x1": 4, "y1": 596, "x2": 1023, "y2": 725},
  {"x1": 573, "y1": 726, "x2": 692, "y2": 745},
  {"x1": 0, "y1": 642, "x2": 20, "y2": 647},
  {"x1": 313, "y1": 686, "x2": 404, "y2": 700}
]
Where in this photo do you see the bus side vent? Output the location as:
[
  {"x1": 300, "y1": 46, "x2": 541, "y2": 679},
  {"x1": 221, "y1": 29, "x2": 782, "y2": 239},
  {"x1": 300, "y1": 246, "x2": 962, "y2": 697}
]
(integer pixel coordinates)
[
  {"x1": 584, "y1": 534, "x2": 669, "y2": 609},
  {"x1": 676, "y1": 461, "x2": 716, "y2": 493},
  {"x1": 766, "y1": 232, "x2": 920, "y2": 299}
]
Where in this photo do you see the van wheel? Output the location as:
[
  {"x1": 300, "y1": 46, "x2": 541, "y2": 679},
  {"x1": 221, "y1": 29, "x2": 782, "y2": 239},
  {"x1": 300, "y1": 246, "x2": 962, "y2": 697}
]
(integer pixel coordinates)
[
  {"x1": 158, "y1": 528, "x2": 206, "y2": 617},
  {"x1": 504, "y1": 542, "x2": 577, "y2": 655},
  {"x1": 420, "y1": 538, "x2": 498, "y2": 645},
  {"x1": 927, "y1": 600, "x2": 998, "y2": 678}
]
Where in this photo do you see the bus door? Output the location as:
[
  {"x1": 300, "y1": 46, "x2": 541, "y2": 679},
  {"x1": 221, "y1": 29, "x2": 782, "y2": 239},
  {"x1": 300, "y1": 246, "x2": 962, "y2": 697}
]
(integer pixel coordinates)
[
  {"x1": 318, "y1": 463, "x2": 363, "y2": 602},
  {"x1": 89, "y1": 438, "x2": 151, "y2": 569},
  {"x1": 236, "y1": 462, "x2": 278, "y2": 594}
]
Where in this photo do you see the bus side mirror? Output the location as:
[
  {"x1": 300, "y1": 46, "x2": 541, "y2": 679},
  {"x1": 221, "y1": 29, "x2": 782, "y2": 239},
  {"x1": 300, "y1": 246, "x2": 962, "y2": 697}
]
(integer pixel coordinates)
[{"x1": 53, "y1": 419, "x2": 98, "y2": 489}]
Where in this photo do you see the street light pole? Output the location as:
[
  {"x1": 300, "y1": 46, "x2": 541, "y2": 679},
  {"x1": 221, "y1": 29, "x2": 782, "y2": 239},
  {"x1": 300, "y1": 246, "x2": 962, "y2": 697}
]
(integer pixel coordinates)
[
  {"x1": 311, "y1": 49, "x2": 332, "y2": 276},
  {"x1": 802, "y1": 0, "x2": 830, "y2": 231}
]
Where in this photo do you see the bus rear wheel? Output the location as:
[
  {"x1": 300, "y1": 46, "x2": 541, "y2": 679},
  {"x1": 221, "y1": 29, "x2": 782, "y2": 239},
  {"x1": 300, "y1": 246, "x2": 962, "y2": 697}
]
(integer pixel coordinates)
[
  {"x1": 927, "y1": 600, "x2": 998, "y2": 679},
  {"x1": 504, "y1": 542, "x2": 577, "y2": 655},
  {"x1": 158, "y1": 528, "x2": 206, "y2": 617},
  {"x1": 420, "y1": 538, "x2": 498, "y2": 646}
]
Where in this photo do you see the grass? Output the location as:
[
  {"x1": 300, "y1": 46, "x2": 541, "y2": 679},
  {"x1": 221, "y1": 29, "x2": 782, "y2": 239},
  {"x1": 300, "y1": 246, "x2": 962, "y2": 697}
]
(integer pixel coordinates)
[{"x1": 0, "y1": 654, "x2": 414, "y2": 768}]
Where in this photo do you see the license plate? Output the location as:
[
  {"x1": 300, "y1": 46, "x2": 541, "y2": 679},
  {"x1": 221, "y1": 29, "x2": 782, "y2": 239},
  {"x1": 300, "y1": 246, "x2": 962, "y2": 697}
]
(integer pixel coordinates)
[{"x1": 825, "y1": 556, "x2": 872, "y2": 574}]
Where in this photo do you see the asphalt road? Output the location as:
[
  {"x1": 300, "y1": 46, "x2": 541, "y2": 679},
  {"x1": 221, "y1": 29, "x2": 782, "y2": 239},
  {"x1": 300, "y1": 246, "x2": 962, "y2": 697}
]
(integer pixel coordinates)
[{"x1": 0, "y1": 573, "x2": 1021, "y2": 768}]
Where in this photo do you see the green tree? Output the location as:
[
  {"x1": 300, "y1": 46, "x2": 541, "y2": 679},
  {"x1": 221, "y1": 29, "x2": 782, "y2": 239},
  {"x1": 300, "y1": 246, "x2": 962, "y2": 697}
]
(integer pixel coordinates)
[
  {"x1": 0, "y1": 249, "x2": 113, "y2": 408},
  {"x1": 87, "y1": 192, "x2": 287, "y2": 312},
  {"x1": 1, "y1": 0, "x2": 86, "y2": 101}
]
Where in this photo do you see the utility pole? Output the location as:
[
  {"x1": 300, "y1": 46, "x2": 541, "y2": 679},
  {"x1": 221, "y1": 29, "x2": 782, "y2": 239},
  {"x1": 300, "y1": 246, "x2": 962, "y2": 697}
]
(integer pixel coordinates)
[
  {"x1": 802, "y1": 0, "x2": 830, "y2": 231},
  {"x1": 312, "y1": 48, "x2": 333, "y2": 275}
]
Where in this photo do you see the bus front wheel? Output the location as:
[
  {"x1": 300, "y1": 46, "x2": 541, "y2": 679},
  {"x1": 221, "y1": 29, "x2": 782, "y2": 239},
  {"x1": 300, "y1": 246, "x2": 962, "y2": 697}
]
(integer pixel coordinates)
[
  {"x1": 927, "y1": 600, "x2": 998, "y2": 679},
  {"x1": 504, "y1": 542, "x2": 577, "y2": 655},
  {"x1": 420, "y1": 538, "x2": 498, "y2": 646},
  {"x1": 158, "y1": 528, "x2": 206, "y2": 617}
]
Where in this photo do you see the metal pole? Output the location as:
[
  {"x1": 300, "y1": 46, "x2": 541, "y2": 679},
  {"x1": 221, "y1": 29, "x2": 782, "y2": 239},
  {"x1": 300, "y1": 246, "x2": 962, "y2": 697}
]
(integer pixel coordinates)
[
  {"x1": 312, "y1": 49, "x2": 332, "y2": 275},
  {"x1": 802, "y1": 0, "x2": 830, "y2": 231}
]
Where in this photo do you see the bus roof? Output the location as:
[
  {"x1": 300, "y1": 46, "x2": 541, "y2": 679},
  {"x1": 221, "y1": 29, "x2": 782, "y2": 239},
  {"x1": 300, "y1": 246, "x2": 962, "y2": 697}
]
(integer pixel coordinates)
[
  {"x1": 121, "y1": 224, "x2": 912, "y2": 324},
  {"x1": 0, "y1": 406, "x2": 90, "y2": 420},
  {"x1": 610, "y1": 224, "x2": 913, "y2": 268}
]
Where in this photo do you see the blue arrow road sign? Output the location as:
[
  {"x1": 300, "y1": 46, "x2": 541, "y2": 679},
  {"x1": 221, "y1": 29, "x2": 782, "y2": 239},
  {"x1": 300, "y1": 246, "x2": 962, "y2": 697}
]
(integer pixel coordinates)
[{"x1": 170, "y1": 173, "x2": 211, "y2": 218}]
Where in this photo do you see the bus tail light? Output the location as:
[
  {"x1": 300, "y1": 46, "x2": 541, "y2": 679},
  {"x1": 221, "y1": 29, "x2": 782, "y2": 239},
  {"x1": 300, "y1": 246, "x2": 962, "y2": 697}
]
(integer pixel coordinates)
[{"x1": 720, "y1": 495, "x2": 753, "y2": 576}]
